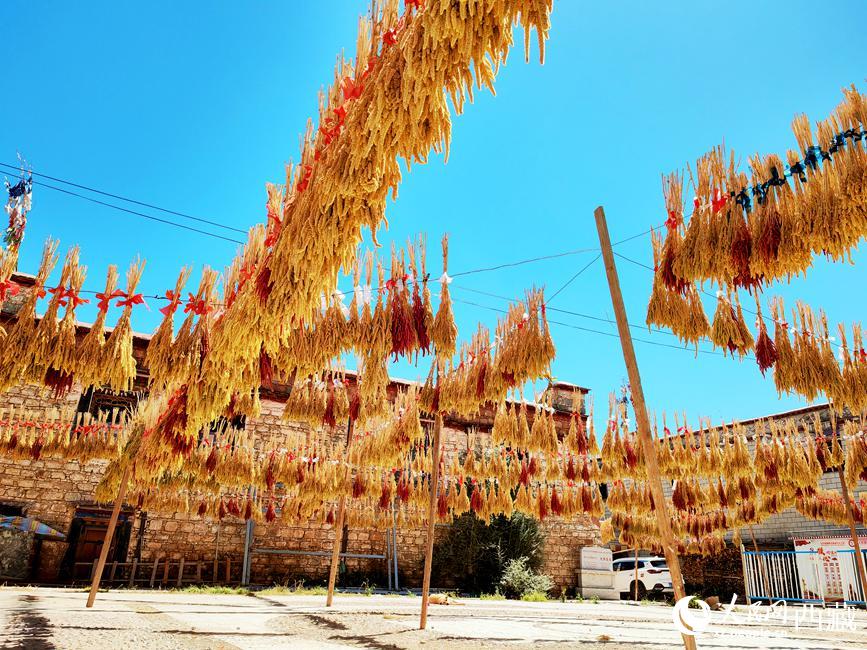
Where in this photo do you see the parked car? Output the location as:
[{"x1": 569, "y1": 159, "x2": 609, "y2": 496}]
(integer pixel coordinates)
[{"x1": 612, "y1": 556, "x2": 673, "y2": 599}]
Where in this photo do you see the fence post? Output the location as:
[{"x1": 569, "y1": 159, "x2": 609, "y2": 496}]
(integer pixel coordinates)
[{"x1": 739, "y1": 544, "x2": 751, "y2": 605}]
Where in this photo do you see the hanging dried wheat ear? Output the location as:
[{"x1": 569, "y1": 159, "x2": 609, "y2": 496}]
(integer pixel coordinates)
[
  {"x1": 646, "y1": 230, "x2": 709, "y2": 347},
  {"x1": 74, "y1": 265, "x2": 118, "y2": 389},
  {"x1": 77, "y1": 0, "x2": 555, "y2": 449},
  {"x1": 416, "y1": 234, "x2": 434, "y2": 356},
  {"x1": 655, "y1": 85, "x2": 867, "y2": 293},
  {"x1": 388, "y1": 245, "x2": 417, "y2": 360},
  {"x1": 44, "y1": 256, "x2": 88, "y2": 398},
  {"x1": 710, "y1": 290, "x2": 753, "y2": 357},
  {"x1": 21, "y1": 245, "x2": 75, "y2": 388},
  {"x1": 657, "y1": 173, "x2": 689, "y2": 294},
  {"x1": 146, "y1": 267, "x2": 192, "y2": 390},
  {"x1": 753, "y1": 293, "x2": 777, "y2": 376},
  {"x1": 103, "y1": 258, "x2": 146, "y2": 392},
  {"x1": 431, "y1": 234, "x2": 457, "y2": 360}
]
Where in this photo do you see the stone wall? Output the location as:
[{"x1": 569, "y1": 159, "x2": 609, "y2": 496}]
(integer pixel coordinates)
[{"x1": 0, "y1": 381, "x2": 600, "y2": 591}]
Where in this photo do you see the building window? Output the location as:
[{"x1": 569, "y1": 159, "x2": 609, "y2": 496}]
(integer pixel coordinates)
[
  {"x1": 75, "y1": 386, "x2": 142, "y2": 424},
  {"x1": 197, "y1": 415, "x2": 247, "y2": 447},
  {"x1": 0, "y1": 503, "x2": 24, "y2": 517}
]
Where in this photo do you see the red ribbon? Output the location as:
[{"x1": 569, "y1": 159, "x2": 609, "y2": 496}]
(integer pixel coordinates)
[
  {"x1": 342, "y1": 77, "x2": 364, "y2": 101},
  {"x1": 406, "y1": 0, "x2": 424, "y2": 8},
  {"x1": 296, "y1": 164, "x2": 314, "y2": 193},
  {"x1": 63, "y1": 288, "x2": 89, "y2": 308},
  {"x1": 96, "y1": 289, "x2": 124, "y2": 312},
  {"x1": 711, "y1": 190, "x2": 728, "y2": 214},
  {"x1": 362, "y1": 55, "x2": 379, "y2": 80},
  {"x1": 47, "y1": 285, "x2": 68, "y2": 306},
  {"x1": 184, "y1": 293, "x2": 211, "y2": 316},
  {"x1": 0, "y1": 279, "x2": 20, "y2": 302},
  {"x1": 665, "y1": 209, "x2": 679, "y2": 230},
  {"x1": 382, "y1": 28, "x2": 398, "y2": 46},
  {"x1": 159, "y1": 289, "x2": 182, "y2": 317},
  {"x1": 116, "y1": 292, "x2": 145, "y2": 309}
]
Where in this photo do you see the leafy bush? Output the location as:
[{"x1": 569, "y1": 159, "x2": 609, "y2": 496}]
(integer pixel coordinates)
[
  {"x1": 499, "y1": 557, "x2": 553, "y2": 599},
  {"x1": 431, "y1": 512, "x2": 545, "y2": 595}
]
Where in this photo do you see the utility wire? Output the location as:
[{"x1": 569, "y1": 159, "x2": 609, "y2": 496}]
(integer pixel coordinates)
[
  {"x1": 450, "y1": 246, "x2": 599, "y2": 278},
  {"x1": 449, "y1": 295, "x2": 733, "y2": 358},
  {"x1": 0, "y1": 162, "x2": 247, "y2": 235},
  {"x1": 29, "y1": 180, "x2": 246, "y2": 245},
  {"x1": 546, "y1": 254, "x2": 602, "y2": 304},
  {"x1": 450, "y1": 283, "x2": 680, "y2": 338}
]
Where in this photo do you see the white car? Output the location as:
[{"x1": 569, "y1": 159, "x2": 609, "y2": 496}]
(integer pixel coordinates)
[{"x1": 612, "y1": 556, "x2": 674, "y2": 599}]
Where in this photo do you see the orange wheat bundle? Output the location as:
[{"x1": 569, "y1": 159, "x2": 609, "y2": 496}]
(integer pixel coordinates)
[
  {"x1": 103, "y1": 259, "x2": 146, "y2": 392},
  {"x1": 431, "y1": 235, "x2": 457, "y2": 360}
]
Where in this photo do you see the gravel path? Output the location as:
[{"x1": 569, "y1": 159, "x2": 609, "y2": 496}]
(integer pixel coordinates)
[{"x1": 1, "y1": 587, "x2": 866, "y2": 649}]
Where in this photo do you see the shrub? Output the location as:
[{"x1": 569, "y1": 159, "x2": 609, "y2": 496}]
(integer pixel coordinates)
[
  {"x1": 499, "y1": 557, "x2": 554, "y2": 599},
  {"x1": 431, "y1": 512, "x2": 545, "y2": 595}
]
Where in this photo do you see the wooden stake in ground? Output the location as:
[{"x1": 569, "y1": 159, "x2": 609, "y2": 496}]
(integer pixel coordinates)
[
  {"x1": 594, "y1": 206, "x2": 697, "y2": 650},
  {"x1": 837, "y1": 454, "x2": 867, "y2": 601},
  {"x1": 326, "y1": 417, "x2": 355, "y2": 607},
  {"x1": 419, "y1": 413, "x2": 443, "y2": 630},
  {"x1": 633, "y1": 547, "x2": 640, "y2": 601},
  {"x1": 86, "y1": 464, "x2": 131, "y2": 608}
]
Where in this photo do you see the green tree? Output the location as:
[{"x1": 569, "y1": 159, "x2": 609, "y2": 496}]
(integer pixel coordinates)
[{"x1": 430, "y1": 512, "x2": 545, "y2": 595}]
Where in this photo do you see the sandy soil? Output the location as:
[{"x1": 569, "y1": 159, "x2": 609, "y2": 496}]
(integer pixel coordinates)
[{"x1": 1, "y1": 587, "x2": 865, "y2": 649}]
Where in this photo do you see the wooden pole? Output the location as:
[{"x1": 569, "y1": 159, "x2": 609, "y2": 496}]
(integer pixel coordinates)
[
  {"x1": 86, "y1": 464, "x2": 131, "y2": 608},
  {"x1": 837, "y1": 463, "x2": 867, "y2": 601},
  {"x1": 594, "y1": 206, "x2": 697, "y2": 650},
  {"x1": 633, "y1": 547, "x2": 640, "y2": 601},
  {"x1": 737, "y1": 536, "x2": 751, "y2": 605},
  {"x1": 326, "y1": 417, "x2": 355, "y2": 607},
  {"x1": 419, "y1": 413, "x2": 442, "y2": 630}
]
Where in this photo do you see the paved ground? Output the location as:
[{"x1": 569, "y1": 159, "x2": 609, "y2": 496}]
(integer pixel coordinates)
[{"x1": 1, "y1": 587, "x2": 866, "y2": 649}]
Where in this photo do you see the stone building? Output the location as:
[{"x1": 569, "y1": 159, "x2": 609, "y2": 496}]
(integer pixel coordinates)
[
  {"x1": 0, "y1": 271, "x2": 601, "y2": 591},
  {"x1": 663, "y1": 404, "x2": 867, "y2": 600}
]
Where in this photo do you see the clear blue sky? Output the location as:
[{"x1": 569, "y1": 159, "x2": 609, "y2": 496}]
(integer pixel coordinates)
[{"x1": 3, "y1": 1, "x2": 866, "y2": 429}]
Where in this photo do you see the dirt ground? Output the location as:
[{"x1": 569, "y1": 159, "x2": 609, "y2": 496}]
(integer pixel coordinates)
[{"x1": 1, "y1": 587, "x2": 866, "y2": 649}]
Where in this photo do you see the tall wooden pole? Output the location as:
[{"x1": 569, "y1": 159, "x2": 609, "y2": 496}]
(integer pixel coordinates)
[
  {"x1": 419, "y1": 413, "x2": 442, "y2": 630},
  {"x1": 326, "y1": 417, "x2": 355, "y2": 607},
  {"x1": 594, "y1": 206, "x2": 697, "y2": 650},
  {"x1": 633, "y1": 547, "x2": 640, "y2": 601},
  {"x1": 86, "y1": 464, "x2": 131, "y2": 608},
  {"x1": 837, "y1": 463, "x2": 867, "y2": 600}
]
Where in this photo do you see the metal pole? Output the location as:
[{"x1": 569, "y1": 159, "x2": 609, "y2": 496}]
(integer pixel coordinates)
[
  {"x1": 386, "y1": 519, "x2": 393, "y2": 592},
  {"x1": 419, "y1": 414, "x2": 442, "y2": 630},
  {"x1": 748, "y1": 524, "x2": 769, "y2": 600},
  {"x1": 326, "y1": 417, "x2": 354, "y2": 606},
  {"x1": 242, "y1": 515, "x2": 254, "y2": 586},
  {"x1": 837, "y1": 462, "x2": 867, "y2": 603},
  {"x1": 594, "y1": 206, "x2": 697, "y2": 650},
  {"x1": 86, "y1": 464, "x2": 130, "y2": 608},
  {"x1": 392, "y1": 500, "x2": 399, "y2": 592}
]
